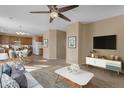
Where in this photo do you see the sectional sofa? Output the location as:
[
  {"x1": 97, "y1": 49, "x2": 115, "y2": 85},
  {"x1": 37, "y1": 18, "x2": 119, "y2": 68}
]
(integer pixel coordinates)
[{"x1": 0, "y1": 63, "x2": 43, "y2": 88}]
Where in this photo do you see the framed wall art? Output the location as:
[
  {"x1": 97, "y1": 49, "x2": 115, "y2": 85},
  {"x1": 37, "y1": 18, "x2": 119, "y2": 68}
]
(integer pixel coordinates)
[
  {"x1": 68, "y1": 36, "x2": 76, "y2": 48},
  {"x1": 43, "y1": 39, "x2": 48, "y2": 48}
]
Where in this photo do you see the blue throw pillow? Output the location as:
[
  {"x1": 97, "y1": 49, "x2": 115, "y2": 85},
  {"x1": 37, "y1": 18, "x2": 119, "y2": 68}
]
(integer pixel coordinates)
[{"x1": 2, "y1": 64, "x2": 12, "y2": 76}]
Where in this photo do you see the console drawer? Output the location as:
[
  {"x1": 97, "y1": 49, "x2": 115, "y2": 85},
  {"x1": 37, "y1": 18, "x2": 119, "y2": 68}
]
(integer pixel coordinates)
[{"x1": 106, "y1": 65, "x2": 121, "y2": 72}]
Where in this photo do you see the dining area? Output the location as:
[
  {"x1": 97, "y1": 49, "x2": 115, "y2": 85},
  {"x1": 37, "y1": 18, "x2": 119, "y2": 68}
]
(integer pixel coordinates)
[{"x1": 0, "y1": 46, "x2": 33, "y2": 64}]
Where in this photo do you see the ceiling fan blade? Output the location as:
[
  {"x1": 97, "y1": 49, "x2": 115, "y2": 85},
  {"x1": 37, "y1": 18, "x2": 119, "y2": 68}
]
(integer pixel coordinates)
[
  {"x1": 58, "y1": 13, "x2": 71, "y2": 22},
  {"x1": 58, "y1": 5, "x2": 79, "y2": 12},
  {"x1": 53, "y1": 5, "x2": 57, "y2": 8},
  {"x1": 30, "y1": 11, "x2": 49, "y2": 13},
  {"x1": 47, "y1": 5, "x2": 54, "y2": 10},
  {"x1": 50, "y1": 17, "x2": 54, "y2": 23}
]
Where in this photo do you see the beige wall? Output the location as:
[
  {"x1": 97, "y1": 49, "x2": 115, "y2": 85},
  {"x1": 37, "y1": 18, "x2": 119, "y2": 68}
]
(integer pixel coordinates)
[
  {"x1": 66, "y1": 22, "x2": 79, "y2": 64},
  {"x1": 44, "y1": 14, "x2": 124, "y2": 66},
  {"x1": 43, "y1": 31, "x2": 49, "y2": 59},
  {"x1": 43, "y1": 29, "x2": 57, "y2": 59},
  {"x1": 49, "y1": 30, "x2": 57, "y2": 59},
  {"x1": 57, "y1": 30, "x2": 66, "y2": 59},
  {"x1": 88, "y1": 15, "x2": 124, "y2": 62},
  {"x1": 66, "y1": 22, "x2": 90, "y2": 64},
  {"x1": 78, "y1": 23, "x2": 93, "y2": 64},
  {"x1": 66, "y1": 15, "x2": 124, "y2": 65},
  {"x1": 43, "y1": 29, "x2": 66, "y2": 59}
]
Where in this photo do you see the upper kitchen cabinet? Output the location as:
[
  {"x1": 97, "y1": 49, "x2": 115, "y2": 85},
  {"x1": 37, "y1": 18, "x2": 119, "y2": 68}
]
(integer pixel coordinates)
[
  {"x1": 0, "y1": 35, "x2": 10, "y2": 44},
  {"x1": 21, "y1": 37, "x2": 32, "y2": 45},
  {"x1": 0, "y1": 35, "x2": 32, "y2": 45}
]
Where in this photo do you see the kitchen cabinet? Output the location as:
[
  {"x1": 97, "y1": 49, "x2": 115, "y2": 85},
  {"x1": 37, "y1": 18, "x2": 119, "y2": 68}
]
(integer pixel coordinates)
[{"x1": 0, "y1": 35, "x2": 32, "y2": 45}]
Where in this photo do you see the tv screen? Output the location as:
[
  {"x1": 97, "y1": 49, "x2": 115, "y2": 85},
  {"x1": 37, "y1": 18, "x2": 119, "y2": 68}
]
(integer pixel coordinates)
[{"x1": 93, "y1": 35, "x2": 116, "y2": 50}]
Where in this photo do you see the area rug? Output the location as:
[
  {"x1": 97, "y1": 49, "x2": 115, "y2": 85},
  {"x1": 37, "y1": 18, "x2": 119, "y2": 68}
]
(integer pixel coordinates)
[{"x1": 30, "y1": 65, "x2": 112, "y2": 88}]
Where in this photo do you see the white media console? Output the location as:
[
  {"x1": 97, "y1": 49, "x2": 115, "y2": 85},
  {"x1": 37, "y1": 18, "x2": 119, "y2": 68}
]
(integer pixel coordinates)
[{"x1": 86, "y1": 57, "x2": 122, "y2": 74}]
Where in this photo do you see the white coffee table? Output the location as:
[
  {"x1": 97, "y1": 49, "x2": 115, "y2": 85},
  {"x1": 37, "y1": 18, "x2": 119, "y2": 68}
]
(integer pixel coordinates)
[{"x1": 54, "y1": 67, "x2": 94, "y2": 88}]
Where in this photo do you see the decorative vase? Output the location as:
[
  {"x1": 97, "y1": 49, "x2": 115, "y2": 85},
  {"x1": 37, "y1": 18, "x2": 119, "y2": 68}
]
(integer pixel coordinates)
[
  {"x1": 110, "y1": 55, "x2": 114, "y2": 60},
  {"x1": 91, "y1": 53, "x2": 95, "y2": 58},
  {"x1": 115, "y1": 56, "x2": 119, "y2": 60}
]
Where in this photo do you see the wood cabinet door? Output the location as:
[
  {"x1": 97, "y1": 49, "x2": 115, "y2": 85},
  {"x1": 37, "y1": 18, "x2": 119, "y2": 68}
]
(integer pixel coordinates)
[
  {"x1": 0, "y1": 36, "x2": 2, "y2": 44},
  {"x1": 0, "y1": 35, "x2": 32, "y2": 45},
  {"x1": 9, "y1": 36, "x2": 18, "y2": 44},
  {"x1": 21, "y1": 37, "x2": 32, "y2": 45},
  {"x1": 1, "y1": 36, "x2": 9, "y2": 44}
]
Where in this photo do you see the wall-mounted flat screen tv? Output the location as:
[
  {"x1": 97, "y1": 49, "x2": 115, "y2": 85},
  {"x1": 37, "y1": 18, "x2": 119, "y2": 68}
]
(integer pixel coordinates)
[{"x1": 93, "y1": 35, "x2": 116, "y2": 50}]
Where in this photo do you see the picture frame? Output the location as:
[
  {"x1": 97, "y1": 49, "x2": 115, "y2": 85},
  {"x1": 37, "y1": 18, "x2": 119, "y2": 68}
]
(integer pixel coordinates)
[
  {"x1": 43, "y1": 39, "x2": 48, "y2": 48},
  {"x1": 68, "y1": 36, "x2": 76, "y2": 48}
]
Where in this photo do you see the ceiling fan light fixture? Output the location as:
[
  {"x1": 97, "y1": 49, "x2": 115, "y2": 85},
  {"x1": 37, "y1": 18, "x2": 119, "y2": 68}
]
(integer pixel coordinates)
[
  {"x1": 50, "y1": 12, "x2": 58, "y2": 18},
  {"x1": 30, "y1": 5, "x2": 79, "y2": 23}
]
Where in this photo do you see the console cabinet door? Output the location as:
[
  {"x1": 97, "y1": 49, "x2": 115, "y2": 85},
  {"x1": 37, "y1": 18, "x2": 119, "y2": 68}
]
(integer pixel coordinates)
[
  {"x1": 106, "y1": 60, "x2": 121, "y2": 67},
  {"x1": 86, "y1": 57, "x2": 94, "y2": 65},
  {"x1": 94, "y1": 59, "x2": 106, "y2": 68}
]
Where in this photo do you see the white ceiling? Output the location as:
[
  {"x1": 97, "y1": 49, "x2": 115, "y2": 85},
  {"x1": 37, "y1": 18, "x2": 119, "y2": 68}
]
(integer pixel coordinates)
[{"x1": 0, "y1": 5, "x2": 124, "y2": 36}]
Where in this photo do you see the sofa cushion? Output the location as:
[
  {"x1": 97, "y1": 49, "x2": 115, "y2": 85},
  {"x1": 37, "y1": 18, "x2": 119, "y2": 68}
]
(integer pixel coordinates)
[
  {"x1": 33, "y1": 84, "x2": 43, "y2": 88},
  {"x1": 0, "y1": 65, "x2": 2, "y2": 88},
  {"x1": 1, "y1": 73, "x2": 20, "y2": 88},
  {"x1": 2, "y1": 64, "x2": 11, "y2": 76},
  {"x1": 24, "y1": 72, "x2": 43, "y2": 88},
  {"x1": 11, "y1": 66, "x2": 27, "y2": 88},
  {"x1": 0, "y1": 65, "x2": 2, "y2": 79}
]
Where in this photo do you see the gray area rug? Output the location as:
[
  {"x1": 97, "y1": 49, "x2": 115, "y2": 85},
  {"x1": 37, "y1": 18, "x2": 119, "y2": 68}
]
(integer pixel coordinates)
[
  {"x1": 30, "y1": 65, "x2": 70, "y2": 88},
  {"x1": 30, "y1": 65, "x2": 112, "y2": 88}
]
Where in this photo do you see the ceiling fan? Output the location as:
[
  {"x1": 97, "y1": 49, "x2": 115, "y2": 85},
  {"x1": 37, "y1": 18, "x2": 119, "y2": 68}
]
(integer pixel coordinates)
[{"x1": 29, "y1": 5, "x2": 79, "y2": 23}]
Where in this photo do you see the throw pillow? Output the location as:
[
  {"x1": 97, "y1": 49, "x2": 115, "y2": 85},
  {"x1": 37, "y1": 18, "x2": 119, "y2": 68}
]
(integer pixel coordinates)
[
  {"x1": 15, "y1": 63, "x2": 25, "y2": 72},
  {"x1": 11, "y1": 66, "x2": 27, "y2": 88},
  {"x1": 1, "y1": 73, "x2": 20, "y2": 88},
  {"x1": 2, "y1": 64, "x2": 12, "y2": 76}
]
